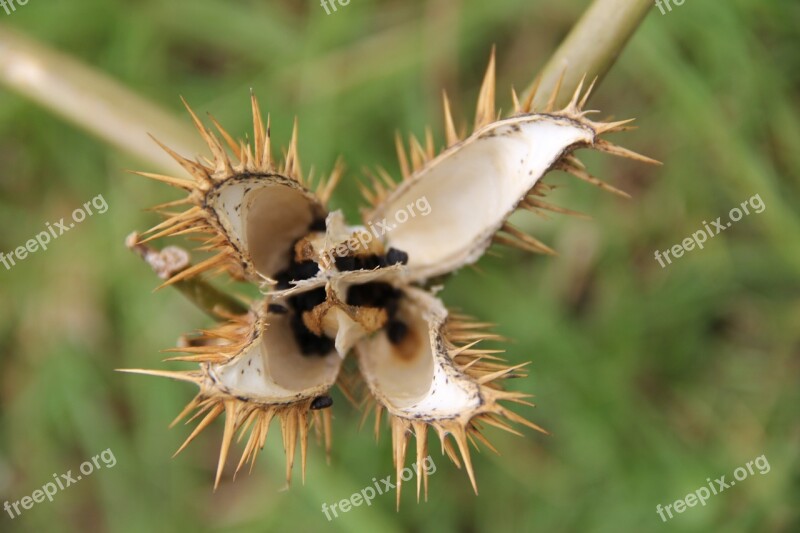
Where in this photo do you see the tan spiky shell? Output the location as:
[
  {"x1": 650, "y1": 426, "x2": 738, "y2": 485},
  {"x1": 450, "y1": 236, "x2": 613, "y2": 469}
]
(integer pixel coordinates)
[
  {"x1": 124, "y1": 48, "x2": 656, "y2": 498},
  {"x1": 122, "y1": 301, "x2": 341, "y2": 488},
  {"x1": 363, "y1": 50, "x2": 658, "y2": 281},
  {"x1": 133, "y1": 93, "x2": 342, "y2": 288},
  {"x1": 355, "y1": 287, "x2": 542, "y2": 504}
]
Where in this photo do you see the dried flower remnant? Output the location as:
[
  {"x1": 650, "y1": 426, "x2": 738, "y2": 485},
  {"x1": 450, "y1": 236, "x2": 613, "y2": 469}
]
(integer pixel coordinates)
[{"x1": 122, "y1": 49, "x2": 657, "y2": 500}]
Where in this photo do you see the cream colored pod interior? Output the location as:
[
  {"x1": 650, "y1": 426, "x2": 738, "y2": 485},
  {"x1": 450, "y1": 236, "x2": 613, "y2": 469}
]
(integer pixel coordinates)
[
  {"x1": 123, "y1": 52, "x2": 658, "y2": 497},
  {"x1": 368, "y1": 115, "x2": 595, "y2": 281},
  {"x1": 205, "y1": 175, "x2": 326, "y2": 281},
  {"x1": 207, "y1": 305, "x2": 341, "y2": 404}
]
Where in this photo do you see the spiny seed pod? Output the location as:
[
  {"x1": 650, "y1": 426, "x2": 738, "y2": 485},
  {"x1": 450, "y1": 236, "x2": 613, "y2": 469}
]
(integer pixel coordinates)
[
  {"x1": 132, "y1": 93, "x2": 342, "y2": 288},
  {"x1": 123, "y1": 49, "x2": 657, "y2": 500},
  {"x1": 362, "y1": 53, "x2": 658, "y2": 281}
]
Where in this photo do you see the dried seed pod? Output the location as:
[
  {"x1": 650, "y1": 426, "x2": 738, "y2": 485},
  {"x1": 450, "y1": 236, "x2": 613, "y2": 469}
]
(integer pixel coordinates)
[
  {"x1": 364, "y1": 51, "x2": 658, "y2": 282},
  {"x1": 121, "y1": 301, "x2": 341, "y2": 488},
  {"x1": 355, "y1": 287, "x2": 544, "y2": 503},
  {"x1": 126, "y1": 48, "x2": 656, "y2": 498},
  {"x1": 133, "y1": 93, "x2": 342, "y2": 287}
]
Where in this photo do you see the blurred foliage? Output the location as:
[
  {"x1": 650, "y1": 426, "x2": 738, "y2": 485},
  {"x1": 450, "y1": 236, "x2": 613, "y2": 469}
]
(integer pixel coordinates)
[{"x1": 0, "y1": 0, "x2": 798, "y2": 532}]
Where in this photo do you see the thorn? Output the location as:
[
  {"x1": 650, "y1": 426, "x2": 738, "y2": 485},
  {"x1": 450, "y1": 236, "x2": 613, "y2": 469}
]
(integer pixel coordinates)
[
  {"x1": 115, "y1": 368, "x2": 201, "y2": 384},
  {"x1": 180, "y1": 96, "x2": 231, "y2": 175},
  {"x1": 207, "y1": 113, "x2": 242, "y2": 161},
  {"x1": 128, "y1": 170, "x2": 196, "y2": 191},
  {"x1": 593, "y1": 118, "x2": 637, "y2": 135},
  {"x1": 424, "y1": 127, "x2": 435, "y2": 160},
  {"x1": 453, "y1": 428, "x2": 478, "y2": 495},
  {"x1": 250, "y1": 90, "x2": 265, "y2": 168},
  {"x1": 169, "y1": 397, "x2": 200, "y2": 429},
  {"x1": 521, "y1": 198, "x2": 590, "y2": 219},
  {"x1": 282, "y1": 410, "x2": 298, "y2": 487},
  {"x1": 214, "y1": 400, "x2": 237, "y2": 490},
  {"x1": 566, "y1": 74, "x2": 587, "y2": 113},
  {"x1": 442, "y1": 91, "x2": 459, "y2": 147},
  {"x1": 477, "y1": 362, "x2": 530, "y2": 384},
  {"x1": 174, "y1": 402, "x2": 224, "y2": 458},
  {"x1": 319, "y1": 158, "x2": 344, "y2": 204},
  {"x1": 594, "y1": 139, "x2": 662, "y2": 165},
  {"x1": 579, "y1": 77, "x2": 598, "y2": 109},
  {"x1": 413, "y1": 422, "x2": 428, "y2": 502},
  {"x1": 156, "y1": 253, "x2": 230, "y2": 290},
  {"x1": 480, "y1": 414, "x2": 523, "y2": 436},
  {"x1": 147, "y1": 134, "x2": 213, "y2": 185},
  {"x1": 510, "y1": 86, "x2": 521, "y2": 114},
  {"x1": 408, "y1": 134, "x2": 427, "y2": 171},
  {"x1": 499, "y1": 223, "x2": 557, "y2": 255},
  {"x1": 558, "y1": 160, "x2": 632, "y2": 198},
  {"x1": 285, "y1": 117, "x2": 302, "y2": 180},
  {"x1": 500, "y1": 407, "x2": 549, "y2": 435},
  {"x1": 394, "y1": 132, "x2": 411, "y2": 179},
  {"x1": 545, "y1": 68, "x2": 566, "y2": 112},
  {"x1": 523, "y1": 75, "x2": 541, "y2": 113},
  {"x1": 474, "y1": 46, "x2": 497, "y2": 131}
]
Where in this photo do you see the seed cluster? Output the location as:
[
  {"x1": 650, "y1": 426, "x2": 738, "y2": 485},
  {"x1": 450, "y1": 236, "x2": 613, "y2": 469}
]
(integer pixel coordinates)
[
  {"x1": 334, "y1": 247, "x2": 408, "y2": 272},
  {"x1": 275, "y1": 220, "x2": 412, "y2": 356},
  {"x1": 346, "y1": 282, "x2": 408, "y2": 345}
]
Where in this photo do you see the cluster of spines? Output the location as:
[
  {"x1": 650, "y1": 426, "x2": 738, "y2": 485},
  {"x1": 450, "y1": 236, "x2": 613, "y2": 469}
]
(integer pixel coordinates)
[
  {"x1": 127, "y1": 50, "x2": 660, "y2": 498},
  {"x1": 362, "y1": 312, "x2": 545, "y2": 508},
  {"x1": 121, "y1": 312, "x2": 333, "y2": 490},
  {"x1": 167, "y1": 394, "x2": 332, "y2": 490},
  {"x1": 133, "y1": 93, "x2": 343, "y2": 289},
  {"x1": 360, "y1": 49, "x2": 660, "y2": 257}
]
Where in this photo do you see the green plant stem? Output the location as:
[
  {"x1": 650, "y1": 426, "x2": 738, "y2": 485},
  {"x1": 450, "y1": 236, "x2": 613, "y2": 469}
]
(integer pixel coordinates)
[
  {"x1": 528, "y1": 0, "x2": 653, "y2": 108},
  {"x1": 125, "y1": 233, "x2": 249, "y2": 317},
  {"x1": 173, "y1": 278, "x2": 249, "y2": 318}
]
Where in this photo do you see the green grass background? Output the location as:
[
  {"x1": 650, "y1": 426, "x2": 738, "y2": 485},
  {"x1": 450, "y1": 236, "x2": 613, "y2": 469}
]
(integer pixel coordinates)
[{"x1": 1, "y1": 0, "x2": 798, "y2": 531}]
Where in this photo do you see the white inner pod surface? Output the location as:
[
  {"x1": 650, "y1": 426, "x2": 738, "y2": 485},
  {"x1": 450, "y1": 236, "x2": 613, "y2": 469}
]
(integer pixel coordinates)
[
  {"x1": 357, "y1": 288, "x2": 481, "y2": 419},
  {"x1": 209, "y1": 311, "x2": 341, "y2": 404},
  {"x1": 370, "y1": 114, "x2": 595, "y2": 280},
  {"x1": 206, "y1": 174, "x2": 325, "y2": 279}
]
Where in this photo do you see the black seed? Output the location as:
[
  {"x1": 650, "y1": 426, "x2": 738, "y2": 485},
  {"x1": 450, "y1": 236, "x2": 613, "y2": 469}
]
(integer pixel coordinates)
[
  {"x1": 346, "y1": 282, "x2": 400, "y2": 308},
  {"x1": 385, "y1": 248, "x2": 409, "y2": 265},
  {"x1": 334, "y1": 255, "x2": 357, "y2": 272},
  {"x1": 290, "y1": 260, "x2": 319, "y2": 281},
  {"x1": 268, "y1": 304, "x2": 288, "y2": 314},
  {"x1": 274, "y1": 270, "x2": 292, "y2": 290},
  {"x1": 310, "y1": 395, "x2": 334, "y2": 410},
  {"x1": 289, "y1": 313, "x2": 334, "y2": 356},
  {"x1": 309, "y1": 218, "x2": 327, "y2": 232},
  {"x1": 385, "y1": 297, "x2": 400, "y2": 318},
  {"x1": 387, "y1": 320, "x2": 408, "y2": 344},
  {"x1": 358, "y1": 255, "x2": 381, "y2": 270},
  {"x1": 291, "y1": 287, "x2": 326, "y2": 313}
]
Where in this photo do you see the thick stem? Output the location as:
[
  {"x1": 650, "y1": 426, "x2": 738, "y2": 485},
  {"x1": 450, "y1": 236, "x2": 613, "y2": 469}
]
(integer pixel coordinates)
[
  {"x1": 0, "y1": 25, "x2": 201, "y2": 174},
  {"x1": 527, "y1": 0, "x2": 652, "y2": 108}
]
